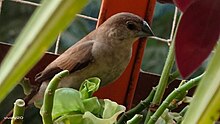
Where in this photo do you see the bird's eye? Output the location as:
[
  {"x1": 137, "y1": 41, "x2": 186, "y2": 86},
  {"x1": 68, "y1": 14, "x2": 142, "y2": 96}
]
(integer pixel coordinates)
[{"x1": 126, "y1": 21, "x2": 136, "y2": 30}]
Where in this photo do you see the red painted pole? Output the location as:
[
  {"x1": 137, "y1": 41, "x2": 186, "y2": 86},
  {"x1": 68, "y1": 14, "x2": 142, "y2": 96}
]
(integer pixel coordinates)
[{"x1": 94, "y1": 0, "x2": 156, "y2": 108}]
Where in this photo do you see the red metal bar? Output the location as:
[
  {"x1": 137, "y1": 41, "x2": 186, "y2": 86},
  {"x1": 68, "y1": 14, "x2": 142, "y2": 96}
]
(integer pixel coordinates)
[{"x1": 94, "y1": 0, "x2": 156, "y2": 108}]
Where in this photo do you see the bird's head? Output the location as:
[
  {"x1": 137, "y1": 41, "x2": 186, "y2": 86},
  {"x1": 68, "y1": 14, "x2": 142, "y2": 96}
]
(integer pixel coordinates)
[{"x1": 98, "y1": 12, "x2": 154, "y2": 46}]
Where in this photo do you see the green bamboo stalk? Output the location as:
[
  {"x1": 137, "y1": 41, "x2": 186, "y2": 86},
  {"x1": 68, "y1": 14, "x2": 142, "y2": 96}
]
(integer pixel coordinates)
[
  {"x1": 117, "y1": 88, "x2": 156, "y2": 124},
  {"x1": 176, "y1": 106, "x2": 189, "y2": 124},
  {"x1": 179, "y1": 105, "x2": 188, "y2": 117},
  {"x1": 168, "y1": 80, "x2": 187, "y2": 110},
  {"x1": 144, "y1": 14, "x2": 182, "y2": 124},
  {"x1": 11, "y1": 99, "x2": 25, "y2": 124},
  {"x1": 127, "y1": 114, "x2": 143, "y2": 124},
  {"x1": 168, "y1": 70, "x2": 180, "y2": 83},
  {"x1": 147, "y1": 74, "x2": 203, "y2": 124},
  {"x1": 144, "y1": 36, "x2": 175, "y2": 123},
  {"x1": 176, "y1": 105, "x2": 189, "y2": 124},
  {"x1": 152, "y1": 40, "x2": 175, "y2": 104},
  {"x1": 117, "y1": 71, "x2": 180, "y2": 124},
  {"x1": 40, "y1": 70, "x2": 69, "y2": 124},
  {"x1": 182, "y1": 40, "x2": 220, "y2": 124}
]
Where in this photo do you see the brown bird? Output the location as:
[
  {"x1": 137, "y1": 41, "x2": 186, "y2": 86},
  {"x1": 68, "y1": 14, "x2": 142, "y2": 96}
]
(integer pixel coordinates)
[{"x1": 31, "y1": 12, "x2": 154, "y2": 105}]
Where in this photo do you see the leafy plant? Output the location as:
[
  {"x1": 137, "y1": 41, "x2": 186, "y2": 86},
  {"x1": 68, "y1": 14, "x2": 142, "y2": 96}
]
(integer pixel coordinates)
[{"x1": 39, "y1": 70, "x2": 125, "y2": 124}]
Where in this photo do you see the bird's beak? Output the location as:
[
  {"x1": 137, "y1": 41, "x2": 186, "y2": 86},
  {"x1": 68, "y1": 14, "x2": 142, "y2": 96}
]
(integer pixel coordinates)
[{"x1": 138, "y1": 20, "x2": 154, "y2": 37}]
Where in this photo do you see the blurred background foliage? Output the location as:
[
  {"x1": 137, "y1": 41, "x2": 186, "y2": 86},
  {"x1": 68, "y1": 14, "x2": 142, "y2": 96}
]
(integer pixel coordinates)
[
  {"x1": 0, "y1": 0, "x2": 206, "y2": 123},
  {"x1": 0, "y1": 0, "x2": 206, "y2": 74}
]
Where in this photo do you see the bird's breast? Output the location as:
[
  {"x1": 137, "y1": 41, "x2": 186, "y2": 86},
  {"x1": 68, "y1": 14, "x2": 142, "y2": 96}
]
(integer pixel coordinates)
[
  {"x1": 92, "y1": 42, "x2": 132, "y2": 84},
  {"x1": 58, "y1": 42, "x2": 132, "y2": 89}
]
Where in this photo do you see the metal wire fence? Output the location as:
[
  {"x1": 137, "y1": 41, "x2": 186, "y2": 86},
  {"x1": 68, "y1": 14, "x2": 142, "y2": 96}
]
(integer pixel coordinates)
[{"x1": 0, "y1": 0, "x2": 179, "y2": 54}]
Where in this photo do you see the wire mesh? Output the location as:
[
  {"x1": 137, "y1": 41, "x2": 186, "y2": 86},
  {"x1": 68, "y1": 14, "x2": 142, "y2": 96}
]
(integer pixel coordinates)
[
  {"x1": 3, "y1": 0, "x2": 179, "y2": 53},
  {"x1": 8, "y1": 0, "x2": 99, "y2": 54},
  {"x1": 0, "y1": 0, "x2": 3, "y2": 14}
]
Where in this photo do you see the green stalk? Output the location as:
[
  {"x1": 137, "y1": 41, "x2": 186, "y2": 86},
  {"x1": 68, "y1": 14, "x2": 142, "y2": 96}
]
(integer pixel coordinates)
[
  {"x1": 168, "y1": 80, "x2": 187, "y2": 110},
  {"x1": 144, "y1": 33, "x2": 175, "y2": 123},
  {"x1": 40, "y1": 70, "x2": 69, "y2": 124},
  {"x1": 182, "y1": 40, "x2": 220, "y2": 124},
  {"x1": 176, "y1": 106, "x2": 189, "y2": 124},
  {"x1": 117, "y1": 88, "x2": 156, "y2": 124},
  {"x1": 117, "y1": 71, "x2": 180, "y2": 124},
  {"x1": 11, "y1": 99, "x2": 25, "y2": 124},
  {"x1": 144, "y1": 14, "x2": 182, "y2": 124},
  {"x1": 179, "y1": 105, "x2": 189, "y2": 117},
  {"x1": 147, "y1": 74, "x2": 203, "y2": 124},
  {"x1": 127, "y1": 114, "x2": 143, "y2": 124},
  {"x1": 168, "y1": 70, "x2": 180, "y2": 83},
  {"x1": 153, "y1": 40, "x2": 175, "y2": 104}
]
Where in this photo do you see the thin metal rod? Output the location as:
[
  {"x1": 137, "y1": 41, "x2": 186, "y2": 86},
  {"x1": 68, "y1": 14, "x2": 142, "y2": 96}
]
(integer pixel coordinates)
[
  {"x1": 11, "y1": 0, "x2": 40, "y2": 6},
  {"x1": 76, "y1": 14, "x2": 98, "y2": 21},
  {"x1": 0, "y1": 0, "x2": 3, "y2": 14},
  {"x1": 10, "y1": 0, "x2": 98, "y2": 21},
  {"x1": 169, "y1": 7, "x2": 178, "y2": 41},
  {"x1": 148, "y1": 7, "x2": 178, "y2": 45},
  {"x1": 55, "y1": 33, "x2": 61, "y2": 54},
  {"x1": 148, "y1": 36, "x2": 171, "y2": 43}
]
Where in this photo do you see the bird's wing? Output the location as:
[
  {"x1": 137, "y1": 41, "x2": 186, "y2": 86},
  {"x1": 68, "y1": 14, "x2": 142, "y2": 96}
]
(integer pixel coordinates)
[{"x1": 35, "y1": 41, "x2": 94, "y2": 82}]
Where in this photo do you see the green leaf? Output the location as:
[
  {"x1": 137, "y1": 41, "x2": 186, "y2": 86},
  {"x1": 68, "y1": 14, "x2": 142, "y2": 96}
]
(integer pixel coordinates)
[
  {"x1": 83, "y1": 110, "x2": 124, "y2": 124},
  {"x1": 79, "y1": 77, "x2": 101, "y2": 99},
  {"x1": 82, "y1": 97, "x2": 102, "y2": 116},
  {"x1": 160, "y1": 109, "x2": 174, "y2": 124},
  {"x1": 53, "y1": 98, "x2": 125, "y2": 124},
  {"x1": 54, "y1": 114, "x2": 88, "y2": 124},
  {"x1": 102, "y1": 99, "x2": 126, "y2": 119},
  {"x1": 52, "y1": 88, "x2": 85, "y2": 120},
  {"x1": 0, "y1": 0, "x2": 88, "y2": 102},
  {"x1": 40, "y1": 70, "x2": 69, "y2": 124},
  {"x1": 52, "y1": 78, "x2": 125, "y2": 124},
  {"x1": 155, "y1": 117, "x2": 166, "y2": 124},
  {"x1": 182, "y1": 40, "x2": 220, "y2": 123}
]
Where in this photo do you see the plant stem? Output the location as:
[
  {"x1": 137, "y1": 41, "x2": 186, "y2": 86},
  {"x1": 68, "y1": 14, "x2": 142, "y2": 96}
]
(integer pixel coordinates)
[
  {"x1": 144, "y1": 13, "x2": 182, "y2": 124},
  {"x1": 127, "y1": 114, "x2": 143, "y2": 124},
  {"x1": 11, "y1": 99, "x2": 25, "y2": 124},
  {"x1": 117, "y1": 70, "x2": 180, "y2": 124},
  {"x1": 153, "y1": 41, "x2": 175, "y2": 103},
  {"x1": 176, "y1": 105, "x2": 189, "y2": 124},
  {"x1": 117, "y1": 88, "x2": 156, "y2": 124},
  {"x1": 19, "y1": 77, "x2": 32, "y2": 95},
  {"x1": 179, "y1": 105, "x2": 189, "y2": 117},
  {"x1": 168, "y1": 80, "x2": 187, "y2": 110},
  {"x1": 168, "y1": 70, "x2": 180, "y2": 83},
  {"x1": 182, "y1": 40, "x2": 220, "y2": 124},
  {"x1": 144, "y1": 36, "x2": 175, "y2": 123},
  {"x1": 40, "y1": 70, "x2": 69, "y2": 124},
  {"x1": 118, "y1": 70, "x2": 181, "y2": 124},
  {"x1": 147, "y1": 74, "x2": 203, "y2": 124}
]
